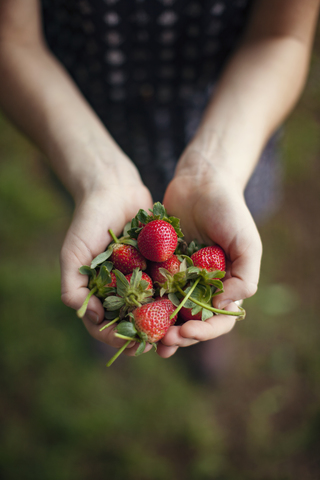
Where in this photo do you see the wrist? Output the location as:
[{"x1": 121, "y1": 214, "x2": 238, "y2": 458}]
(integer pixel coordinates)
[
  {"x1": 48, "y1": 135, "x2": 144, "y2": 205},
  {"x1": 174, "y1": 144, "x2": 245, "y2": 196}
]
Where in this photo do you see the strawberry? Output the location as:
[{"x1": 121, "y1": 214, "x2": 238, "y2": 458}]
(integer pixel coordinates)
[
  {"x1": 132, "y1": 298, "x2": 177, "y2": 343},
  {"x1": 191, "y1": 245, "x2": 226, "y2": 273},
  {"x1": 105, "y1": 271, "x2": 117, "y2": 288},
  {"x1": 148, "y1": 255, "x2": 181, "y2": 284},
  {"x1": 125, "y1": 272, "x2": 153, "y2": 290},
  {"x1": 178, "y1": 306, "x2": 202, "y2": 322},
  {"x1": 137, "y1": 219, "x2": 178, "y2": 262},
  {"x1": 110, "y1": 244, "x2": 147, "y2": 275}
]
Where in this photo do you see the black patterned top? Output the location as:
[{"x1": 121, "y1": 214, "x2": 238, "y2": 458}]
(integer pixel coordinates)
[{"x1": 41, "y1": 0, "x2": 281, "y2": 220}]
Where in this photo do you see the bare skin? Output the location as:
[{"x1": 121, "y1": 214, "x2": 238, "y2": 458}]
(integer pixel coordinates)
[{"x1": 0, "y1": 0, "x2": 319, "y2": 358}]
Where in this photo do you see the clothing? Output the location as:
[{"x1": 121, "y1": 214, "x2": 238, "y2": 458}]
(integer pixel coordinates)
[{"x1": 41, "y1": 0, "x2": 280, "y2": 219}]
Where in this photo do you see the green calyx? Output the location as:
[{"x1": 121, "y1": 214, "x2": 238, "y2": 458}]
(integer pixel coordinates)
[
  {"x1": 90, "y1": 229, "x2": 138, "y2": 269},
  {"x1": 103, "y1": 268, "x2": 153, "y2": 319},
  {"x1": 156, "y1": 257, "x2": 226, "y2": 297},
  {"x1": 106, "y1": 319, "x2": 149, "y2": 367},
  {"x1": 77, "y1": 262, "x2": 116, "y2": 318},
  {"x1": 171, "y1": 282, "x2": 246, "y2": 321},
  {"x1": 128, "y1": 201, "x2": 184, "y2": 239}
]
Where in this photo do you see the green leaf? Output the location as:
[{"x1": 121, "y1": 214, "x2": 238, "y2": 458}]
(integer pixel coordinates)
[
  {"x1": 201, "y1": 308, "x2": 214, "y2": 321},
  {"x1": 103, "y1": 296, "x2": 125, "y2": 311},
  {"x1": 168, "y1": 293, "x2": 180, "y2": 307},
  {"x1": 116, "y1": 321, "x2": 138, "y2": 338},
  {"x1": 191, "y1": 304, "x2": 202, "y2": 316},
  {"x1": 98, "y1": 265, "x2": 112, "y2": 285},
  {"x1": 123, "y1": 221, "x2": 132, "y2": 236},
  {"x1": 104, "y1": 310, "x2": 120, "y2": 320},
  {"x1": 152, "y1": 202, "x2": 166, "y2": 218},
  {"x1": 137, "y1": 209, "x2": 149, "y2": 224},
  {"x1": 187, "y1": 266, "x2": 200, "y2": 275},
  {"x1": 101, "y1": 261, "x2": 114, "y2": 272},
  {"x1": 115, "y1": 270, "x2": 129, "y2": 297},
  {"x1": 209, "y1": 279, "x2": 224, "y2": 291},
  {"x1": 121, "y1": 238, "x2": 138, "y2": 248},
  {"x1": 79, "y1": 265, "x2": 96, "y2": 277},
  {"x1": 91, "y1": 249, "x2": 113, "y2": 269},
  {"x1": 135, "y1": 339, "x2": 146, "y2": 356},
  {"x1": 130, "y1": 268, "x2": 142, "y2": 289}
]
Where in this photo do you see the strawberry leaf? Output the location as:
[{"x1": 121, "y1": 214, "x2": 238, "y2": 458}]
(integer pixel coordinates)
[
  {"x1": 115, "y1": 270, "x2": 130, "y2": 297},
  {"x1": 91, "y1": 248, "x2": 113, "y2": 269},
  {"x1": 123, "y1": 221, "x2": 132, "y2": 236},
  {"x1": 79, "y1": 265, "x2": 96, "y2": 278},
  {"x1": 201, "y1": 308, "x2": 214, "y2": 321},
  {"x1": 104, "y1": 310, "x2": 119, "y2": 320},
  {"x1": 116, "y1": 321, "x2": 138, "y2": 338},
  {"x1": 151, "y1": 202, "x2": 166, "y2": 218},
  {"x1": 103, "y1": 296, "x2": 125, "y2": 311},
  {"x1": 98, "y1": 265, "x2": 112, "y2": 285},
  {"x1": 135, "y1": 339, "x2": 146, "y2": 356},
  {"x1": 168, "y1": 293, "x2": 180, "y2": 306}
]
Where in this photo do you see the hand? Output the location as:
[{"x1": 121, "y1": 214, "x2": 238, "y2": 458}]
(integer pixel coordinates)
[
  {"x1": 60, "y1": 162, "x2": 154, "y2": 357},
  {"x1": 157, "y1": 150, "x2": 262, "y2": 358}
]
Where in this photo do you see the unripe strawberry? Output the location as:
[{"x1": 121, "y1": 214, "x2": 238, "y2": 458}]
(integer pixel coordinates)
[
  {"x1": 132, "y1": 298, "x2": 176, "y2": 343},
  {"x1": 137, "y1": 220, "x2": 178, "y2": 262},
  {"x1": 110, "y1": 244, "x2": 147, "y2": 275},
  {"x1": 191, "y1": 245, "x2": 226, "y2": 272},
  {"x1": 148, "y1": 255, "x2": 181, "y2": 284}
]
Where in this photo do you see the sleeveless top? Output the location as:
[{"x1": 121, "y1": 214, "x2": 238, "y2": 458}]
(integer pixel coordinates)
[{"x1": 41, "y1": 0, "x2": 281, "y2": 219}]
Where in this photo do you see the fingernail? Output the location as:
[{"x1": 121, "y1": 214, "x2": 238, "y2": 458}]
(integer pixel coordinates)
[
  {"x1": 86, "y1": 310, "x2": 100, "y2": 324},
  {"x1": 216, "y1": 299, "x2": 232, "y2": 310}
]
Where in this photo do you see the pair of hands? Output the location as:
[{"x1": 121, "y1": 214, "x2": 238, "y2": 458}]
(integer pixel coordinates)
[{"x1": 60, "y1": 151, "x2": 262, "y2": 359}]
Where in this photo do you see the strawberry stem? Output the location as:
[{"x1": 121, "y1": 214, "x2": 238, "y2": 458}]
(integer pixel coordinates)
[
  {"x1": 176, "y1": 285, "x2": 246, "y2": 319},
  {"x1": 170, "y1": 277, "x2": 201, "y2": 320},
  {"x1": 99, "y1": 317, "x2": 119, "y2": 332},
  {"x1": 108, "y1": 229, "x2": 120, "y2": 244},
  {"x1": 76, "y1": 286, "x2": 98, "y2": 318},
  {"x1": 106, "y1": 340, "x2": 131, "y2": 367},
  {"x1": 114, "y1": 333, "x2": 138, "y2": 342}
]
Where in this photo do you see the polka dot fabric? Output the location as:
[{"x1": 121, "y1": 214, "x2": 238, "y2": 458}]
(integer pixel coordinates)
[{"x1": 41, "y1": 1, "x2": 282, "y2": 222}]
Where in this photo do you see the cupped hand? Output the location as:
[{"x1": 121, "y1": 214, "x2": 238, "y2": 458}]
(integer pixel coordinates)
[
  {"x1": 60, "y1": 166, "x2": 154, "y2": 356},
  {"x1": 158, "y1": 150, "x2": 262, "y2": 357}
]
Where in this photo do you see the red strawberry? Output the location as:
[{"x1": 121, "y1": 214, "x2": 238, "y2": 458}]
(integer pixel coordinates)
[
  {"x1": 105, "y1": 271, "x2": 117, "y2": 288},
  {"x1": 110, "y1": 244, "x2": 147, "y2": 275},
  {"x1": 125, "y1": 272, "x2": 153, "y2": 290},
  {"x1": 148, "y1": 255, "x2": 181, "y2": 284},
  {"x1": 191, "y1": 245, "x2": 226, "y2": 272},
  {"x1": 137, "y1": 220, "x2": 178, "y2": 262},
  {"x1": 178, "y1": 306, "x2": 202, "y2": 322},
  {"x1": 132, "y1": 298, "x2": 177, "y2": 343}
]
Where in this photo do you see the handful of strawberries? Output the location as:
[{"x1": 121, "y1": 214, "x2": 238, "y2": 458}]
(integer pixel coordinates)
[{"x1": 77, "y1": 203, "x2": 245, "y2": 366}]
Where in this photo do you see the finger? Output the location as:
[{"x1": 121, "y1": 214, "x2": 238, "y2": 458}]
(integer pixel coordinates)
[
  {"x1": 156, "y1": 343, "x2": 179, "y2": 358},
  {"x1": 123, "y1": 342, "x2": 153, "y2": 357},
  {"x1": 179, "y1": 309, "x2": 237, "y2": 342},
  {"x1": 82, "y1": 317, "x2": 136, "y2": 349},
  {"x1": 160, "y1": 325, "x2": 200, "y2": 347},
  {"x1": 214, "y1": 227, "x2": 262, "y2": 309}
]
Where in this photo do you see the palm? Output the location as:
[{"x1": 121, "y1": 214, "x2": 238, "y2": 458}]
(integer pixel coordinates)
[
  {"x1": 163, "y1": 172, "x2": 262, "y2": 307},
  {"x1": 60, "y1": 183, "x2": 153, "y2": 350}
]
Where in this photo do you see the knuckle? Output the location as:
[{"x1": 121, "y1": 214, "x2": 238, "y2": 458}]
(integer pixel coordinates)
[
  {"x1": 243, "y1": 281, "x2": 258, "y2": 299},
  {"x1": 61, "y1": 291, "x2": 78, "y2": 309}
]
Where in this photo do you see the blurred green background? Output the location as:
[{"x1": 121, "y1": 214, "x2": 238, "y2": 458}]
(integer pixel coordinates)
[{"x1": 1, "y1": 31, "x2": 320, "y2": 480}]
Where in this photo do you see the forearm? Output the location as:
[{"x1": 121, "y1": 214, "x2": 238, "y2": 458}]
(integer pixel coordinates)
[
  {"x1": 179, "y1": 0, "x2": 319, "y2": 190},
  {"x1": 0, "y1": 40, "x2": 139, "y2": 202}
]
